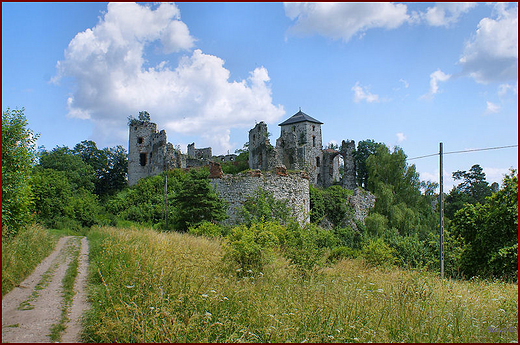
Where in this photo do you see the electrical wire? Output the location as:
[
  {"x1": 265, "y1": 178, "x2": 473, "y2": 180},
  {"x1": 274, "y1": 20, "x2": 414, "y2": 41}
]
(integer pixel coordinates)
[{"x1": 408, "y1": 144, "x2": 518, "y2": 161}]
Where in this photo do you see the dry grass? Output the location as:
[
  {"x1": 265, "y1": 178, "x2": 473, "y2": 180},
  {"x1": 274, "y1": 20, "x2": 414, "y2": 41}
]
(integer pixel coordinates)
[
  {"x1": 2, "y1": 224, "x2": 59, "y2": 296},
  {"x1": 83, "y1": 226, "x2": 518, "y2": 343}
]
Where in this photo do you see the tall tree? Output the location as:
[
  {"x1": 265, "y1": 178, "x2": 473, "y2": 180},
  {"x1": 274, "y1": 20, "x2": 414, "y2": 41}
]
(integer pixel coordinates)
[
  {"x1": 2, "y1": 108, "x2": 38, "y2": 237},
  {"x1": 445, "y1": 164, "x2": 493, "y2": 219},
  {"x1": 172, "y1": 169, "x2": 227, "y2": 232},
  {"x1": 450, "y1": 169, "x2": 518, "y2": 280},
  {"x1": 355, "y1": 139, "x2": 385, "y2": 188}
]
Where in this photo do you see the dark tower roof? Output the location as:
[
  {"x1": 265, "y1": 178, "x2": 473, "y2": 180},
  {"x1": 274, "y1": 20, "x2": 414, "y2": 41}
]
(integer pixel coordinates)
[{"x1": 278, "y1": 110, "x2": 323, "y2": 126}]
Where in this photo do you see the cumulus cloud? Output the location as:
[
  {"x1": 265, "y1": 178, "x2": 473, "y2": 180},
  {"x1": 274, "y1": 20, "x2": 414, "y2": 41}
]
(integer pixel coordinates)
[
  {"x1": 352, "y1": 82, "x2": 379, "y2": 103},
  {"x1": 458, "y1": 3, "x2": 518, "y2": 84},
  {"x1": 498, "y1": 82, "x2": 518, "y2": 97},
  {"x1": 52, "y1": 2, "x2": 284, "y2": 153},
  {"x1": 420, "y1": 2, "x2": 477, "y2": 27},
  {"x1": 396, "y1": 132, "x2": 407, "y2": 143},
  {"x1": 284, "y1": 2, "x2": 410, "y2": 42},
  {"x1": 485, "y1": 101, "x2": 501, "y2": 114},
  {"x1": 421, "y1": 69, "x2": 451, "y2": 100}
]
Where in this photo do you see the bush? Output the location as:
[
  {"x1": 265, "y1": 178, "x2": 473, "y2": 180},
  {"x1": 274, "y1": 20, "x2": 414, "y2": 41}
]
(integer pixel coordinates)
[
  {"x1": 188, "y1": 221, "x2": 229, "y2": 238},
  {"x1": 361, "y1": 238, "x2": 397, "y2": 267},
  {"x1": 284, "y1": 223, "x2": 330, "y2": 274},
  {"x1": 239, "y1": 188, "x2": 293, "y2": 226},
  {"x1": 223, "y1": 222, "x2": 279, "y2": 275},
  {"x1": 327, "y1": 246, "x2": 360, "y2": 263},
  {"x1": 309, "y1": 185, "x2": 353, "y2": 227}
]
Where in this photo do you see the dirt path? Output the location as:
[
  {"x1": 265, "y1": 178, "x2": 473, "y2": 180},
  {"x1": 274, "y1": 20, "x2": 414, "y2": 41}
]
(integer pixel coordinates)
[{"x1": 2, "y1": 236, "x2": 90, "y2": 343}]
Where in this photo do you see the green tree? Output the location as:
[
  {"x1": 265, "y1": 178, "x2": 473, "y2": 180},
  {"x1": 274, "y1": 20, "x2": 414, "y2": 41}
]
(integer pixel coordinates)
[
  {"x1": 38, "y1": 146, "x2": 96, "y2": 192},
  {"x1": 445, "y1": 164, "x2": 493, "y2": 219},
  {"x1": 2, "y1": 108, "x2": 39, "y2": 237},
  {"x1": 355, "y1": 139, "x2": 385, "y2": 188},
  {"x1": 172, "y1": 169, "x2": 227, "y2": 232},
  {"x1": 450, "y1": 169, "x2": 518, "y2": 280},
  {"x1": 239, "y1": 188, "x2": 292, "y2": 226},
  {"x1": 73, "y1": 140, "x2": 128, "y2": 197}
]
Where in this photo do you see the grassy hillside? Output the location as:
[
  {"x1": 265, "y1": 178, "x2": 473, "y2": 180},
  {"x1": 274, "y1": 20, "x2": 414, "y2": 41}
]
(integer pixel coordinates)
[{"x1": 83, "y1": 226, "x2": 518, "y2": 343}]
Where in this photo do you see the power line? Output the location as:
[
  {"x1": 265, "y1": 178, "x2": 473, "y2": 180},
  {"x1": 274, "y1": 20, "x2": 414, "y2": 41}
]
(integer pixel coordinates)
[{"x1": 408, "y1": 144, "x2": 518, "y2": 161}]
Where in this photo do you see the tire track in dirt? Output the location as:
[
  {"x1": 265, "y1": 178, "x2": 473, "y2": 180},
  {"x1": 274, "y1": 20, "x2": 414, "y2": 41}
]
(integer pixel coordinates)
[{"x1": 2, "y1": 236, "x2": 90, "y2": 343}]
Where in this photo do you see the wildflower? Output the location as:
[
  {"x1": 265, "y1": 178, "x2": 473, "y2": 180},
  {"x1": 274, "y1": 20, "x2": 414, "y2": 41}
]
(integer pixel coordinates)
[
  {"x1": 222, "y1": 296, "x2": 229, "y2": 300},
  {"x1": 201, "y1": 294, "x2": 209, "y2": 299},
  {"x1": 205, "y1": 311, "x2": 212, "y2": 318},
  {"x1": 150, "y1": 307, "x2": 155, "y2": 310},
  {"x1": 353, "y1": 337, "x2": 359, "y2": 341},
  {"x1": 125, "y1": 285, "x2": 135, "y2": 289},
  {"x1": 210, "y1": 290, "x2": 217, "y2": 294},
  {"x1": 377, "y1": 289, "x2": 384, "y2": 293},
  {"x1": 327, "y1": 335, "x2": 335, "y2": 339}
]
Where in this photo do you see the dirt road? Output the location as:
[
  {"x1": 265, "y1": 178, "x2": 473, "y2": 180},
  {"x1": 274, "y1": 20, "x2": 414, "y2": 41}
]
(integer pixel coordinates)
[{"x1": 2, "y1": 236, "x2": 90, "y2": 343}]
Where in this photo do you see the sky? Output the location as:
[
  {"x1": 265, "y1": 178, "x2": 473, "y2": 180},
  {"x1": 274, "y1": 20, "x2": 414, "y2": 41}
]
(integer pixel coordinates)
[{"x1": 2, "y1": 2, "x2": 518, "y2": 191}]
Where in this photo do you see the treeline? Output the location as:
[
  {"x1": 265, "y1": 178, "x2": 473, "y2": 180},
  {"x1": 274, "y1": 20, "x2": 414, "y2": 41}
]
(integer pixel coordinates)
[{"x1": 2, "y1": 108, "x2": 517, "y2": 281}]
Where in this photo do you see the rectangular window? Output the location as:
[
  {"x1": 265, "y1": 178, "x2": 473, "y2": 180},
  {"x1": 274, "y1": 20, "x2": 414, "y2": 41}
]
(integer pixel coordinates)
[
  {"x1": 316, "y1": 156, "x2": 320, "y2": 167},
  {"x1": 140, "y1": 153, "x2": 147, "y2": 166},
  {"x1": 137, "y1": 137, "x2": 144, "y2": 144},
  {"x1": 313, "y1": 136, "x2": 316, "y2": 147}
]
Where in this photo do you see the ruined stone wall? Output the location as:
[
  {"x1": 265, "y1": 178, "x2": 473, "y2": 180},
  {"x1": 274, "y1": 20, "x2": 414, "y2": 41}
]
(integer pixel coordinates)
[
  {"x1": 348, "y1": 187, "x2": 376, "y2": 225},
  {"x1": 188, "y1": 143, "x2": 212, "y2": 160},
  {"x1": 128, "y1": 122, "x2": 186, "y2": 186},
  {"x1": 249, "y1": 122, "x2": 278, "y2": 171},
  {"x1": 341, "y1": 140, "x2": 357, "y2": 190},
  {"x1": 210, "y1": 170, "x2": 310, "y2": 225}
]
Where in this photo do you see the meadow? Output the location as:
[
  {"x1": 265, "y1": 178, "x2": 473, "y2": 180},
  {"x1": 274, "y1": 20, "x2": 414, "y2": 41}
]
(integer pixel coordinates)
[{"x1": 82, "y1": 226, "x2": 518, "y2": 343}]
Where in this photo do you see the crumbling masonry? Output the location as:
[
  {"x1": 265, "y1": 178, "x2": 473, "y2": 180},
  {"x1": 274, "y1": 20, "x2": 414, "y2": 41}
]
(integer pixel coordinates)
[
  {"x1": 249, "y1": 110, "x2": 357, "y2": 189},
  {"x1": 127, "y1": 111, "x2": 363, "y2": 224}
]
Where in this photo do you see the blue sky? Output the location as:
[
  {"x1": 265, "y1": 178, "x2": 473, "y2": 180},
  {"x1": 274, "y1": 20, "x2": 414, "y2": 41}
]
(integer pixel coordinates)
[{"x1": 2, "y1": 2, "x2": 518, "y2": 190}]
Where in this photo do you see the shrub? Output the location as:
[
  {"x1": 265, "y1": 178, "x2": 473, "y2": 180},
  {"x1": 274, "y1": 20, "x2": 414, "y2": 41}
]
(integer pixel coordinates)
[
  {"x1": 188, "y1": 221, "x2": 229, "y2": 238},
  {"x1": 327, "y1": 246, "x2": 360, "y2": 263},
  {"x1": 361, "y1": 238, "x2": 397, "y2": 267},
  {"x1": 239, "y1": 188, "x2": 293, "y2": 226},
  {"x1": 223, "y1": 223, "x2": 278, "y2": 275},
  {"x1": 284, "y1": 223, "x2": 329, "y2": 274}
]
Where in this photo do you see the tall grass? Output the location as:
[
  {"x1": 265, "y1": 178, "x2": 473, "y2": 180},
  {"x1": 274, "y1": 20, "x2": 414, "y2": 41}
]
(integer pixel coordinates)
[
  {"x1": 83, "y1": 226, "x2": 518, "y2": 343},
  {"x1": 2, "y1": 224, "x2": 60, "y2": 296}
]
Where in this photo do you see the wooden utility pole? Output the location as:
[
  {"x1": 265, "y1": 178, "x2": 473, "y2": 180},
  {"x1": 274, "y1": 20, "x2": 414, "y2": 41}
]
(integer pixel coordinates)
[
  {"x1": 163, "y1": 174, "x2": 168, "y2": 227},
  {"x1": 439, "y1": 142, "x2": 444, "y2": 279}
]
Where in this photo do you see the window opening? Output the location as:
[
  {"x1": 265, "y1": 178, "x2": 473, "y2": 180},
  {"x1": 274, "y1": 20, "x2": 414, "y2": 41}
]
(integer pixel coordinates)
[
  {"x1": 137, "y1": 137, "x2": 144, "y2": 144},
  {"x1": 316, "y1": 156, "x2": 320, "y2": 167},
  {"x1": 140, "y1": 153, "x2": 147, "y2": 166}
]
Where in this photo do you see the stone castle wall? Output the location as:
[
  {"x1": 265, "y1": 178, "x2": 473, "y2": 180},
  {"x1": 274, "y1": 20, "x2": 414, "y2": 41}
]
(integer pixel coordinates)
[{"x1": 210, "y1": 170, "x2": 310, "y2": 225}]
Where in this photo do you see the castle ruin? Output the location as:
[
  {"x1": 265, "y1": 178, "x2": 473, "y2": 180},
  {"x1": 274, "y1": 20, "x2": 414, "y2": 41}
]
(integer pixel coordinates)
[
  {"x1": 128, "y1": 110, "x2": 357, "y2": 189},
  {"x1": 248, "y1": 110, "x2": 356, "y2": 189}
]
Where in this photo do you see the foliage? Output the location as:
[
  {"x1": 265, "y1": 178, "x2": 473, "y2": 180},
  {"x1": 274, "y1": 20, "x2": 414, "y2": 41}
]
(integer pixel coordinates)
[
  {"x1": 172, "y1": 169, "x2": 227, "y2": 232},
  {"x1": 31, "y1": 168, "x2": 102, "y2": 231},
  {"x1": 2, "y1": 108, "x2": 39, "y2": 237},
  {"x1": 38, "y1": 146, "x2": 96, "y2": 192},
  {"x1": 355, "y1": 139, "x2": 385, "y2": 188},
  {"x1": 188, "y1": 221, "x2": 229, "y2": 238},
  {"x1": 361, "y1": 237, "x2": 397, "y2": 267},
  {"x1": 445, "y1": 164, "x2": 493, "y2": 219},
  {"x1": 450, "y1": 169, "x2": 518, "y2": 280},
  {"x1": 239, "y1": 188, "x2": 293, "y2": 226},
  {"x1": 284, "y1": 223, "x2": 336, "y2": 274},
  {"x1": 221, "y1": 150, "x2": 249, "y2": 174},
  {"x1": 326, "y1": 246, "x2": 360, "y2": 263},
  {"x1": 127, "y1": 110, "x2": 151, "y2": 126},
  {"x1": 365, "y1": 144, "x2": 436, "y2": 238},
  {"x1": 73, "y1": 140, "x2": 128, "y2": 197},
  {"x1": 224, "y1": 222, "x2": 279, "y2": 275},
  {"x1": 309, "y1": 185, "x2": 353, "y2": 227}
]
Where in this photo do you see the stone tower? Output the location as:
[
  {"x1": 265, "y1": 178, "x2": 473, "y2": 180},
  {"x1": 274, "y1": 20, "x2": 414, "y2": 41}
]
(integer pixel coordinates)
[
  {"x1": 276, "y1": 110, "x2": 324, "y2": 185},
  {"x1": 249, "y1": 121, "x2": 277, "y2": 171},
  {"x1": 128, "y1": 120, "x2": 185, "y2": 186}
]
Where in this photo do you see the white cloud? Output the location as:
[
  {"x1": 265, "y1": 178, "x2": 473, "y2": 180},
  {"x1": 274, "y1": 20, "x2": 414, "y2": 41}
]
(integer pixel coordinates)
[
  {"x1": 399, "y1": 78, "x2": 409, "y2": 89},
  {"x1": 421, "y1": 69, "x2": 451, "y2": 100},
  {"x1": 485, "y1": 101, "x2": 501, "y2": 114},
  {"x1": 352, "y1": 82, "x2": 379, "y2": 103},
  {"x1": 458, "y1": 3, "x2": 518, "y2": 84},
  {"x1": 284, "y1": 2, "x2": 410, "y2": 42},
  {"x1": 396, "y1": 132, "x2": 407, "y2": 143},
  {"x1": 498, "y1": 82, "x2": 518, "y2": 97},
  {"x1": 53, "y1": 2, "x2": 284, "y2": 154},
  {"x1": 421, "y1": 2, "x2": 477, "y2": 27}
]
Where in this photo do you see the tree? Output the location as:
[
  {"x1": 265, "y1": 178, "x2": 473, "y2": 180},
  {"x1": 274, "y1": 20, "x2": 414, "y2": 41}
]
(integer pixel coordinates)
[
  {"x1": 2, "y1": 108, "x2": 39, "y2": 237},
  {"x1": 73, "y1": 140, "x2": 128, "y2": 197},
  {"x1": 450, "y1": 169, "x2": 518, "y2": 280},
  {"x1": 172, "y1": 169, "x2": 227, "y2": 232},
  {"x1": 445, "y1": 164, "x2": 493, "y2": 219},
  {"x1": 355, "y1": 139, "x2": 385, "y2": 188},
  {"x1": 38, "y1": 146, "x2": 96, "y2": 192}
]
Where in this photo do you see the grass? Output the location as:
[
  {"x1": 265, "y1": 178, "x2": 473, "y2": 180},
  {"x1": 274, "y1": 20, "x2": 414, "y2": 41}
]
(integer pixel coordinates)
[
  {"x1": 49, "y1": 237, "x2": 81, "y2": 342},
  {"x1": 83, "y1": 226, "x2": 518, "y2": 343},
  {"x1": 2, "y1": 224, "x2": 60, "y2": 296}
]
